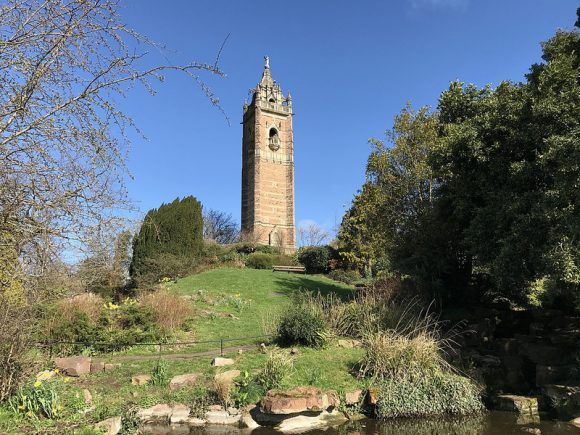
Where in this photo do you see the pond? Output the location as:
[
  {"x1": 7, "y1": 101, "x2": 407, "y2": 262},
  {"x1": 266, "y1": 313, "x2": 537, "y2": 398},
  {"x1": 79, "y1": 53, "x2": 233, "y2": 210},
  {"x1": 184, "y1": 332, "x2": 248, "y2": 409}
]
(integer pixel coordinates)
[{"x1": 144, "y1": 412, "x2": 578, "y2": 435}]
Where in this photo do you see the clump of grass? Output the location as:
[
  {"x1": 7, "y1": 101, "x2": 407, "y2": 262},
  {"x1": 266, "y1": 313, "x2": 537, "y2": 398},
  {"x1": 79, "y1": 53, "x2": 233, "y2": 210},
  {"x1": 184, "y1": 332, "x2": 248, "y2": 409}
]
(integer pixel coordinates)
[
  {"x1": 139, "y1": 290, "x2": 194, "y2": 333},
  {"x1": 55, "y1": 293, "x2": 104, "y2": 325},
  {"x1": 150, "y1": 360, "x2": 169, "y2": 386},
  {"x1": 256, "y1": 349, "x2": 294, "y2": 390}
]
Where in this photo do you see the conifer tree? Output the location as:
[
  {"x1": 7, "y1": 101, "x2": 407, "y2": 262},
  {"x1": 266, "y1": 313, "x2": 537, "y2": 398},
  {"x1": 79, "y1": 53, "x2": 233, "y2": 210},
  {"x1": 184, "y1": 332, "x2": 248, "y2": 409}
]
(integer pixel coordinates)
[{"x1": 130, "y1": 196, "x2": 203, "y2": 284}]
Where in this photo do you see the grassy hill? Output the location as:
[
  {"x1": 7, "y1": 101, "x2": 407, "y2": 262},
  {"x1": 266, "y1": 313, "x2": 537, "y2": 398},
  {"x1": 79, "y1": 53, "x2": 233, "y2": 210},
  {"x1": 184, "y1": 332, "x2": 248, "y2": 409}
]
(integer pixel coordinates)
[{"x1": 169, "y1": 267, "x2": 354, "y2": 343}]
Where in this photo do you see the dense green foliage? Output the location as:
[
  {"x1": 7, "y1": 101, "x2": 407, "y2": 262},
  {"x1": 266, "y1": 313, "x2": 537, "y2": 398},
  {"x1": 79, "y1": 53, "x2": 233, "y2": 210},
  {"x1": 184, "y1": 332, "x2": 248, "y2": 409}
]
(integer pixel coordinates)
[
  {"x1": 339, "y1": 16, "x2": 580, "y2": 308},
  {"x1": 277, "y1": 306, "x2": 327, "y2": 348},
  {"x1": 245, "y1": 252, "x2": 274, "y2": 269},
  {"x1": 130, "y1": 196, "x2": 203, "y2": 285},
  {"x1": 297, "y1": 245, "x2": 334, "y2": 274},
  {"x1": 376, "y1": 372, "x2": 483, "y2": 419},
  {"x1": 47, "y1": 301, "x2": 163, "y2": 354}
]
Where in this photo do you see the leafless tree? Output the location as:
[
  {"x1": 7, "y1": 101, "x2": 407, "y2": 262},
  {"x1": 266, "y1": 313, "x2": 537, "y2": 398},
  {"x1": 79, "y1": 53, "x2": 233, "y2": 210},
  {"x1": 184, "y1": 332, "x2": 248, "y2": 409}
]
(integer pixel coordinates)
[
  {"x1": 203, "y1": 209, "x2": 240, "y2": 244},
  {"x1": 0, "y1": 0, "x2": 225, "y2": 275},
  {"x1": 0, "y1": 0, "x2": 225, "y2": 401},
  {"x1": 298, "y1": 223, "x2": 330, "y2": 247}
]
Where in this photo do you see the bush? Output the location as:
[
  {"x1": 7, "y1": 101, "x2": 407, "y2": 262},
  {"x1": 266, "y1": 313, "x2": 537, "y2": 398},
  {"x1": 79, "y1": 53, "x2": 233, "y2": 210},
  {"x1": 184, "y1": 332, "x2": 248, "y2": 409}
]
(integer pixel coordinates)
[
  {"x1": 246, "y1": 252, "x2": 274, "y2": 270},
  {"x1": 257, "y1": 350, "x2": 294, "y2": 390},
  {"x1": 297, "y1": 246, "x2": 334, "y2": 274},
  {"x1": 277, "y1": 306, "x2": 327, "y2": 348},
  {"x1": 46, "y1": 298, "x2": 164, "y2": 354},
  {"x1": 376, "y1": 372, "x2": 483, "y2": 418},
  {"x1": 328, "y1": 269, "x2": 361, "y2": 285},
  {"x1": 139, "y1": 290, "x2": 194, "y2": 333}
]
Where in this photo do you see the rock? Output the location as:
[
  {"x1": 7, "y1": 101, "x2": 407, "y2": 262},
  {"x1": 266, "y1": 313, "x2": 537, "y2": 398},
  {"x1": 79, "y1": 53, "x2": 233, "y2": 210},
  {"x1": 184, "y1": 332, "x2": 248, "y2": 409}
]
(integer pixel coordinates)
[
  {"x1": 209, "y1": 404, "x2": 224, "y2": 411},
  {"x1": 260, "y1": 343, "x2": 267, "y2": 352},
  {"x1": 169, "y1": 373, "x2": 199, "y2": 391},
  {"x1": 240, "y1": 411, "x2": 260, "y2": 429},
  {"x1": 214, "y1": 370, "x2": 241, "y2": 385},
  {"x1": 170, "y1": 404, "x2": 191, "y2": 424},
  {"x1": 367, "y1": 388, "x2": 379, "y2": 405},
  {"x1": 137, "y1": 403, "x2": 172, "y2": 423},
  {"x1": 542, "y1": 384, "x2": 580, "y2": 418},
  {"x1": 337, "y1": 339, "x2": 362, "y2": 349},
  {"x1": 54, "y1": 356, "x2": 91, "y2": 377},
  {"x1": 260, "y1": 386, "x2": 340, "y2": 414},
  {"x1": 83, "y1": 389, "x2": 92, "y2": 404},
  {"x1": 495, "y1": 395, "x2": 538, "y2": 415},
  {"x1": 95, "y1": 416, "x2": 122, "y2": 434},
  {"x1": 275, "y1": 409, "x2": 348, "y2": 433},
  {"x1": 345, "y1": 389, "x2": 362, "y2": 406},
  {"x1": 238, "y1": 349, "x2": 243, "y2": 354},
  {"x1": 290, "y1": 348, "x2": 300, "y2": 355},
  {"x1": 212, "y1": 357, "x2": 235, "y2": 367},
  {"x1": 187, "y1": 417, "x2": 206, "y2": 426},
  {"x1": 131, "y1": 374, "x2": 151, "y2": 385},
  {"x1": 227, "y1": 407, "x2": 239, "y2": 415},
  {"x1": 205, "y1": 410, "x2": 241, "y2": 425},
  {"x1": 570, "y1": 416, "x2": 580, "y2": 428},
  {"x1": 90, "y1": 361, "x2": 105, "y2": 373},
  {"x1": 131, "y1": 392, "x2": 138, "y2": 398}
]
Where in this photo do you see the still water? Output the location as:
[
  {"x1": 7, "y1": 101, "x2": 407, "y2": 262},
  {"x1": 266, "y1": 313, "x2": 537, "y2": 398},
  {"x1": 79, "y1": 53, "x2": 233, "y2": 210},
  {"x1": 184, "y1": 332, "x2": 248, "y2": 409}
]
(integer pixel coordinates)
[{"x1": 144, "y1": 412, "x2": 579, "y2": 435}]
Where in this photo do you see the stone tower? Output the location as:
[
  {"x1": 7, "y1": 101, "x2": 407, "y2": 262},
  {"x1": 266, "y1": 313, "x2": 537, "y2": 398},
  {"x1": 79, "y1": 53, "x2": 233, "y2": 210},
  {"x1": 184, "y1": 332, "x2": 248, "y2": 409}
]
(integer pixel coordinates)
[{"x1": 241, "y1": 56, "x2": 295, "y2": 252}]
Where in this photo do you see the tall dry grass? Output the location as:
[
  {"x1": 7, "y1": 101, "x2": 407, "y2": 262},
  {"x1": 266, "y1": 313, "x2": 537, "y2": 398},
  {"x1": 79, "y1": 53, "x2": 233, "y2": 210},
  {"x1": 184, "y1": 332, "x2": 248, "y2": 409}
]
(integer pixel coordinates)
[
  {"x1": 139, "y1": 290, "x2": 195, "y2": 332},
  {"x1": 56, "y1": 293, "x2": 104, "y2": 324}
]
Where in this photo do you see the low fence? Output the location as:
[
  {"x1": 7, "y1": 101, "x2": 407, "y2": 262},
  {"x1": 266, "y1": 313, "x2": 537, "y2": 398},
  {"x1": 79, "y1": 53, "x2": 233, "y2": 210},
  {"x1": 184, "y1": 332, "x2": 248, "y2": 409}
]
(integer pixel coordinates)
[{"x1": 36, "y1": 334, "x2": 274, "y2": 360}]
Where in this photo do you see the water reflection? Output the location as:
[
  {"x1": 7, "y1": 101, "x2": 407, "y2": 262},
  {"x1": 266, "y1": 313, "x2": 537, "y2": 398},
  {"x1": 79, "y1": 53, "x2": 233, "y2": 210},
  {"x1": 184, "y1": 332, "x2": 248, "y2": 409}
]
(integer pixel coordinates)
[{"x1": 144, "y1": 412, "x2": 577, "y2": 435}]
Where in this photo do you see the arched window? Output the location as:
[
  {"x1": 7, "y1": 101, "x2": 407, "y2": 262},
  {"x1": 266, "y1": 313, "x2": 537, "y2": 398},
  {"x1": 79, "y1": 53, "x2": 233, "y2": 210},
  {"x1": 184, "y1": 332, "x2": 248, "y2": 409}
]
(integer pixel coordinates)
[{"x1": 268, "y1": 128, "x2": 280, "y2": 151}]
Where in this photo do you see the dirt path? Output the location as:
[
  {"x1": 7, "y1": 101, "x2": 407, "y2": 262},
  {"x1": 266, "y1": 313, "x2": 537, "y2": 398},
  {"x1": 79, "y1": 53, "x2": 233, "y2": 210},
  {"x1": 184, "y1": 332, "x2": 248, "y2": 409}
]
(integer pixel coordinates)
[{"x1": 92, "y1": 343, "x2": 259, "y2": 363}]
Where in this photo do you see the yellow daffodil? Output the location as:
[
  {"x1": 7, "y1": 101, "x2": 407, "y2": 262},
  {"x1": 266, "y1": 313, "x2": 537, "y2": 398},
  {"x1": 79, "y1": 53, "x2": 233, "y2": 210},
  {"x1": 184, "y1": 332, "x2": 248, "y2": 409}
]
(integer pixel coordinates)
[{"x1": 34, "y1": 381, "x2": 42, "y2": 388}]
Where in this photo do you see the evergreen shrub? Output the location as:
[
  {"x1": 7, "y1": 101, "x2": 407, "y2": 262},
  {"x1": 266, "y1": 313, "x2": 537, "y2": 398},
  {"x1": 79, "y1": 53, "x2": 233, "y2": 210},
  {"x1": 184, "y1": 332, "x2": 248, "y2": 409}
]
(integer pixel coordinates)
[
  {"x1": 246, "y1": 252, "x2": 274, "y2": 269},
  {"x1": 297, "y1": 246, "x2": 334, "y2": 274},
  {"x1": 277, "y1": 306, "x2": 327, "y2": 348}
]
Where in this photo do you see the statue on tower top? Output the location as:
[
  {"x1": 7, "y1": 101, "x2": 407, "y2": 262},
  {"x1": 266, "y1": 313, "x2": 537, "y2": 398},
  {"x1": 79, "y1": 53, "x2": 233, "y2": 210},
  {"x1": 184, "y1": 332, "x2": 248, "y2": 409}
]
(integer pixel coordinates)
[{"x1": 264, "y1": 55, "x2": 270, "y2": 69}]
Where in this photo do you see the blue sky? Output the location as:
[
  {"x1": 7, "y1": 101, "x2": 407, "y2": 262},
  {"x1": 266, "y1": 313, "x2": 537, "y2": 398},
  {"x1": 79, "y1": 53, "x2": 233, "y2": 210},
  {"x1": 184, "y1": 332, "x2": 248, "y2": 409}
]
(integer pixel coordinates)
[{"x1": 118, "y1": 0, "x2": 577, "y2": 237}]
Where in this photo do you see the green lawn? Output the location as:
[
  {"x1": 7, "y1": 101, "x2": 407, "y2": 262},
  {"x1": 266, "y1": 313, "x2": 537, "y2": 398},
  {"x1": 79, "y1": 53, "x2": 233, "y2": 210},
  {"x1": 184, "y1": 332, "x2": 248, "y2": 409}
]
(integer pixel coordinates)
[
  {"x1": 0, "y1": 268, "x2": 364, "y2": 434},
  {"x1": 168, "y1": 267, "x2": 354, "y2": 344}
]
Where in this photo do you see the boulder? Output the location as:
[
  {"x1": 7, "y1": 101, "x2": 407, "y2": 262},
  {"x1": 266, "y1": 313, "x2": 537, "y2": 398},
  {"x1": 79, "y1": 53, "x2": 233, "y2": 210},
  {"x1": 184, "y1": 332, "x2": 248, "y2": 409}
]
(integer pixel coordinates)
[
  {"x1": 131, "y1": 374, "x2": 151, "y2": 385},
  {"x1": 205, "y1": 410, "x2": 241, "y2": 425},
  {"x1": 95, "y1": 416, "x2": 122, "y2": 435},
  {"x1": 260, "y1": 387, "x2": 339, "y2": 414},
  {"x1": 170, "y1": 404, "x2": 191, "y2": 424},
  {"x1": 212, "y1": 357, "x2": 235, "y2": 367},
  {"x1": 570, "y1": 416, "x2": 580, "y2": 428},
  {"x1": 54, "y1": 356, "x2": 91, "y2": 377},
  {"x1": 345, "y1": 389, "x2": 363, "y2": 406},
  {"x1": 169, "y1": 373, "x2": 199, "y2": 391},
  {"x1": 495, "y1": 395, "x2": 538, "y2": 415},
  {"x1": 137, "y1": 403, "x2": 172, "y2": 423},
  {"x1": 542, "y1": 385, "x2": 580, "y2": 418},
  {"x1": 187, "y1": 417, "x2": 206, "y2": 426},
  {"x1": 214, "y1": 370, "x2": 241, "y2": 385},
  {"x1": 275, "y1": 409, "x2": 347, "y2": 433},
  {"x1": 90, "y1": 361, "x2": 105, "y2": 373}
]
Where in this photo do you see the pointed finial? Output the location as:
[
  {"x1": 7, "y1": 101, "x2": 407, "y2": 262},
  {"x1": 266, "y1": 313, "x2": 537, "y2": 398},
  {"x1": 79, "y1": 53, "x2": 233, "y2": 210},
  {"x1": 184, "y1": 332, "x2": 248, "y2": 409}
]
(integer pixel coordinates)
[{"x1": 264, "y1": 55, "x2": 270, "y2": 69}]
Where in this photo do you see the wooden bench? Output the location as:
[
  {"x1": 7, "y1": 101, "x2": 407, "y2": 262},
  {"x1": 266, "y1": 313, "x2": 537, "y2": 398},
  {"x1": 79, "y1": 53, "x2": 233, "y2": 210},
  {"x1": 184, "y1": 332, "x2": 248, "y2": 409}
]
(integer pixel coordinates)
[{"x1": 272, "y1": 265, "x2": 306, "y2": 274}]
